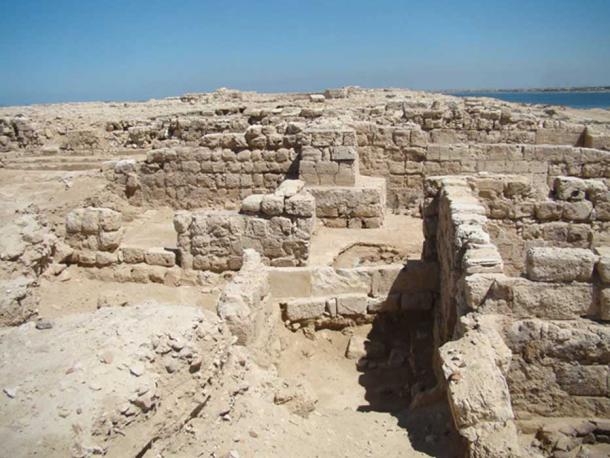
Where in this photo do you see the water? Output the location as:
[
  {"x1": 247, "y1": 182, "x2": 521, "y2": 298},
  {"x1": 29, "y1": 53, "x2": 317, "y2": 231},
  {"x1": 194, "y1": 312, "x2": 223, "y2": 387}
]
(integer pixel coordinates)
[{"x1": 450, "y1": 91, "x2": 610, "y2": 110}]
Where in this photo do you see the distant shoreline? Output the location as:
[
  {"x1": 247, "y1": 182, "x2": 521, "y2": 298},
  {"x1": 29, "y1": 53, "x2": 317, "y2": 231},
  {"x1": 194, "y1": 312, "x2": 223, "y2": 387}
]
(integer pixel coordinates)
[{"x1": 444, "y1": 86, "x2": 610, "y2": 94}]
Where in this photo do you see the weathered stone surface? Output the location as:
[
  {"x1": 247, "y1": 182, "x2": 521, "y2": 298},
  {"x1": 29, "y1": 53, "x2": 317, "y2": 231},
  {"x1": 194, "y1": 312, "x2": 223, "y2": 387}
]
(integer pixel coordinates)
[
  {"x1": 217, "y1": 249, "x2": 270, "y2": 344},
  {"x1": 526, "y1": 247, "x2": 596, "y2": 282},
  {"x1": 600, "y1": 288, "x2": 610, "y2": 320},
  {"x1": 336, "y1": 294, "x2": 368, "y2": 316},
  {"x1": 144, "y1": 248, "x2": 176, "y2": 267},
  {"x1": 594, "y1": 246, "x2": 610, "y2": 284},
  {"x1": 240, "y1": 194, "x2": 263, "y2": 214},
  {"x1": 345, "y1": 335, "x2": 366, "y2": 360},
  {"x1": 439, "y1": 330, "x2": 515, "y2": 429},
  {"x1": 283, "y1": 297, "x2": 326, "y2": 321}
]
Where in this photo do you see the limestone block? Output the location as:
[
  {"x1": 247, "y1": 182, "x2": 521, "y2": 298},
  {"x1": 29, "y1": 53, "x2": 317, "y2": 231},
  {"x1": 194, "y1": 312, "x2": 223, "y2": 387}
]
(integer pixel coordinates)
[
  {"x1": 439, "y1": 331, "x2": 514, "y2": 429},
  {"x1": 555, "y1": 364, "x2": 609, "y2": 396},
  {"x1": 526, "y1": 247, "x2": 595, "y2": 282},
  {"x1": 562, "y1": 200, "x2": 593, "y2": 221},
  {"x1": 285, "y1": 192, "x2": 315, "y2": 217},
  {"x1": 600, "y1": 288, "x2": 610, "y2": 320},
  {"x1": 462, "y1": 245, "x2": 503, "y2": 275},
  {"x1": 554, "y1": 176, "x2": 586, "y2": 201},
  {"x1": 121, "y1": 246, "x2": 145, "y2": 264},
  {"x1": 240, "y1": 194, "x2": 263, "y2": 214},
  {"x1": 596, "y1": 202, "x2": 610, "y2": 221},
  {"x1": 311, "y1": 267, "x2": 371, "y2": 296},
  {"x1": 95, "y1": 251, "x2": 117, "y2": 267},
  {"x1": 535, "y1": 201, "x2": 564, "y2": 221},
  {"x1": 173, "y1": 211, "x2": 192, "y2": 233},
  {"x1": 98, "y1": 209, "x2": 122, "y2": 232},
  {"x1": 81, "y1": 209, "x2": 100, "y2": 234},
  {"x1": 283, "y1": 298, "x2": 326, "y2": 321},
  {"x1": 98, "y1": 229, "x2": 123, "y2": 252},
  {"x1": 274, "y1": 179, "x2": 305, "y2": 198},
  {"x1": 261, "y1": 195, "x2": 285, "y2": 216},
  {"x1": 335, "y1": 164, "x2": 356, "y2": 186},
  {"x1": 301, "y1": 147, "x2": 322, "y2": 162},
  {"x1": 309, "y1": 94, "x2": 325, "y2": 103},
  {"x1": 510, "y1": 279, "x2": 595, "y2": 319},
  {"x1": 463, "y1": 273, "x2": 506, "y2": 310},
  {"x1": 144, "y1": 248, "x2": 176, "y2": 267},
  {"x1": 336, "y1": 294, "x2": 368, "y2": 316},
  {"x1": 465, "y1": 422, "x2": 522, "y2": 458},
  {"x1": 75, "y1": 250, "x2": 97, "y2": 267},
  {"x1": 366, "y1": 293, "x2": 400, "y2": 313},
  {"x1": 65, "y1": 209, "x2": 84, "y2": 233},
  {"x1": 594, "y1": 247, "x2": 610, "y2": 284},
  {"x1": 345, "y1": 335, "x2": 367, "y2": 360},
  {"x1": 330, "y1": 146, "x2": 356, "y2": 161}
]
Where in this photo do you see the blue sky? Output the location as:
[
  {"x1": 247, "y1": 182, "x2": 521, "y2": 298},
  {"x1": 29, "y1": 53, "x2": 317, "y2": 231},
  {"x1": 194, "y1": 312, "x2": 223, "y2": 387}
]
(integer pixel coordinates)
[{"x1": 1, "y1": 0, "x2": 609, "y2": 105}]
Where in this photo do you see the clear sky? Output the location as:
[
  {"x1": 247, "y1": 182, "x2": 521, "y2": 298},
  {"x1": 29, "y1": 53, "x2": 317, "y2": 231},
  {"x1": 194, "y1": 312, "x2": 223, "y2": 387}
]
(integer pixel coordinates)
[{"x1": 1, "y1": 0, "x2": 609, "y2": 106}]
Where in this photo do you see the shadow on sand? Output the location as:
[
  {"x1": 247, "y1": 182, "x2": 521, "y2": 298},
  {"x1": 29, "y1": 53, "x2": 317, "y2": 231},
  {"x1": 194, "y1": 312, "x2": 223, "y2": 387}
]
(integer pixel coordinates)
[{"x1": 355, "y1": 307, "x2": 463, "y2": 457}]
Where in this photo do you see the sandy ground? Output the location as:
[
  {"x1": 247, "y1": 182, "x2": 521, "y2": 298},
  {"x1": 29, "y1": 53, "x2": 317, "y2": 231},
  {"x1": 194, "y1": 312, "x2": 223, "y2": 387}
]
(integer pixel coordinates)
[
  {"x1": 309, "y1": 213, "x2": 423, "y2": 266},
  {"x1": 36, "y1": 274, "x2": 220, "y2": 319}
]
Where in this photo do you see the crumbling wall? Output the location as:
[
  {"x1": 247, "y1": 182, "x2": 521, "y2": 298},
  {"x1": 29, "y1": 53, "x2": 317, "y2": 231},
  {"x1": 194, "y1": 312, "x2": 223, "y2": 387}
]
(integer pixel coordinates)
[
  {"x1": 494, "y1": 247, "x2": 610, "y2": 419},
  {"x1": 216, "y1": 249, "x2": 274, "y2": 346},
  {"x1": 174, "y1": 180, "x2": 315, "y2": 270},
  {"x1": 65, "y1": 207, "x2": 124, "y2": 267},
  {"x1": 422, "y1": 176, "x2": 521, "y2": 456},
  {"x1": 425, "y1": 176, "x2": 610, "y2": 456},
  {"x1": 0, "y1": 116, "x2": 40, "y2": 151}
]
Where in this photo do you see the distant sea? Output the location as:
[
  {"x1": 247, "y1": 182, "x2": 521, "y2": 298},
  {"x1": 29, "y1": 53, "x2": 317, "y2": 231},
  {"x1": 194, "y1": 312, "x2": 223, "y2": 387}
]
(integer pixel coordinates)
[{"x1": 450, "y1": 91, "x2": 610, "y2": 110}]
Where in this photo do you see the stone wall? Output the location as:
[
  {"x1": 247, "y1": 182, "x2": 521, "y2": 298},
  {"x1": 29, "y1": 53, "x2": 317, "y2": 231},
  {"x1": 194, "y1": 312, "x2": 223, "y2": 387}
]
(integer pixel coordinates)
[
  {"x1": 354, "y1": 122, "x2": 610, "y2": 211},
  {"x1": 490, "y1": 247, "x2": 610, "y2": 419},
  {"x1": 424, "y1": 176, "x2": 610, "y2": 455},
  {"x1": 297, "y1": 126, "x2": 358, "y2": 186},
  {"x1": 110, "y1": 144, "x2": 298, "y2": 209},
  {"x1": 269, "y1": 261, "x2": 438, "y2": 329},
  {"x1": 174, "y1": 180, "x2": 315, "y2": 271},
  {"x1": 422, "y1": 176, "x2": 503, "y2": 344},
  {"x1": 65, "y1": 207, "x2": 124, "y2": 266},
  {"x1": 422, "y1": 176, "x2": 522, "y2": 456},
  {"x1": 308, "y1": 176, "x2": 386, "y2": 228},
  {"x1": 466, "y1": 173, "x2": 610, "y2": 275}
]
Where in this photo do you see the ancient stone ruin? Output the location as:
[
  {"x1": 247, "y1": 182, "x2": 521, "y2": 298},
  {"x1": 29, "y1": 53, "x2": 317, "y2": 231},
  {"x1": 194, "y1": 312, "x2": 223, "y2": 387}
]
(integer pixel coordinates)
[{"x1": 0, "y1": 87, "x2": 609, "y2": 457}]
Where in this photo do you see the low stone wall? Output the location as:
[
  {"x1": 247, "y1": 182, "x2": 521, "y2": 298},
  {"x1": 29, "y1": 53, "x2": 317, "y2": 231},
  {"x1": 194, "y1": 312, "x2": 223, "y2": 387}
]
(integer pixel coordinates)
[
  {"x1": 307, "y1": 176, "x2": 386, "y2": 228},
  {"x1": 174, "y1": 180, "x2": 315, "y2": 270},
  {"x1": 269, "y1": 261, "x2": 438, "y2": 328},
  {"x1": 110, "y1": 145, "x2": 298, "y2": 208},
  {"x1": 65, "y1": 207, "x2": 124, "y2": 266}
]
